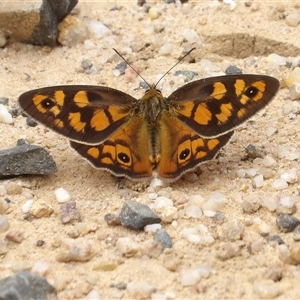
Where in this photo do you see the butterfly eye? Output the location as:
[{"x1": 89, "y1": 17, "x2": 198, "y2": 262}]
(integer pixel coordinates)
[
  {"x1": 41, "y1": 98, "x2": 55, "y2": 109},
  {"x1": 179, "y1": 148, "x2": 190, "y2": 161},
  {"x1": 118, "y1": 152, "x2": 130, "y2": 164},
  {"x1": 245, "y1": 86, "x2": 259, "y2": 98},
  {"x1": 156, "y1": 89, "x2": 162, "y2": 94}
]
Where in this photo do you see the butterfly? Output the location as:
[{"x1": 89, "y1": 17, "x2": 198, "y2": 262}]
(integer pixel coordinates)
[{"x1": 18, "y1": 73, "x2": 279, "y2": 182}]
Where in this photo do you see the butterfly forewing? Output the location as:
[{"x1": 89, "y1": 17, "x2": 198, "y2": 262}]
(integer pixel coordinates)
[
  {"x1": 169, "y1": 74, "x2": 280, "y2": 137},
  {"x1": 18, "y1": 85, "x2": 136, "y2": 144}
]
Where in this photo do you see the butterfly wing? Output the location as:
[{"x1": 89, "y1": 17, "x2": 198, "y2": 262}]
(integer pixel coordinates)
[
  {"x1": 18, "y1": 85, "x2": 136, "y2": 144},
  {"x1": 168, "y1": 74, "x2": 279, "y2": 137},
  {"x1": 70, "y1": 115, "x2": 153, "y2": 181},
  {"x1": 157, "y1": 112, "x2": 234, "y2": 181}
]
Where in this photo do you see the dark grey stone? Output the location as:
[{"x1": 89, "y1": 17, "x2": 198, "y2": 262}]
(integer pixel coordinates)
[
  {"x1": 0, "y1": 144, "x2": 57, "y2": 178},
  {"x1": 114, "y1": 61, "x2": 127, "y2": 76},
  {"x1": 0, "y1": 0, "x2": 78, "y2": 46},
  {"x1": 276, "y1": 214, "x2": 300, "y2": 233},
  {"x1": 267, "y1": 234, "x2": 285, "y2": 245},
  {"x1": 0, "y1": 97, "x2": 9, "y2": 105},
  {"x1": 0, "y1": 271, "x2": 57, "y2": 300},
  {"x1": 175, "y1": 70, "x2": 198, "y2": 82},
  {"x1": 119, "y1": 200, "x2": 161, "y2": 230},
  {"x1": 225, "y1": 65, "x2": 243, "y2": 75},
  {"x1": 245, "y1": 144, "x2": 266, "y2": 159},
  {"x1": 153, "y1": 229, "x2": 172, "y2": 249},
  {"x1": 26, "y1": 117, "x2": 38, "y2": 127}
]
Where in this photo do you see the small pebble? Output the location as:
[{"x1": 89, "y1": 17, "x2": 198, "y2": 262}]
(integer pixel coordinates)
[
  {"x1": 285, "y1": 67, "x2": 300, "y2": 87},
  {"x1": 58, "y1": 16, "x2": 88, "y2": 46},
  {"x1": 262, "y1": 197, "x2": 277, "y2": 212},
  {"x1": 276, "y1": 214, "x2": 300, "y2": 233},
  {"x1": 148, "y1": 192, "x2": 158, "y2": 200},
  {"x1": 30, "y1": 201, "x2": 54, "y2": 218},
  {"x1": 174, "y1": 70, "x2": 198, "y2": 82},
  {"x1": 113, "y1": 61, "x2": 127, "y2": 77},
  {"x1": 6, "y1": 182, "x2": 22, "y2": 195},
  {"x1": 119, "y1": 200, "x2": 161, "y2": 230},
  {"x1": 272, "y1": 179, "x2": 288, "y2": 190},
  {"x1": 225, "y1": 65, "x2": 242, "y2": 75},
  {"x1": 253, "y1": 174, "x2": 264, "y2": 188},
  {"x1": 0, "y1": 215, "x2": 10, "y2": 232},
  {"x1": 149, "y1": 7, "x2": 159, "y2": 20},
  {"x1": 0, "y1": 30, "x2": 6, "y2": 47},
  {"x1": 153, "y1": 229, "x2": 172, "y2": 249},
  {"x1": 0, "y1": 97, "x2": 9, "y2": 105},
  {"x1": 0, "y1": 104, "x2": 13, "y2": 124},
  {"x1": 104, "y1": 213, "x2": 121, "y2": 226},
  {"x1": 241, "y1": 199, "x2": 261, "y2": 213},
  {"x1": 267, "y1": 235, "x2": 285, "y2": 245},
  {"x1": 280, "y1": 168, "x2": 298, "y2": 183},
  {"x1": 184, "y1": 205, "x2": 202, "y2": 218},
  {"x1": 56, "y1": 240, "x2": 94, "y2": 262},
  {"x1": 0, "y1": 240, "x2": 8, "y2": 255},
  {"x1": 81, "y1": 59, "x2": 93, "y2": 69},
  {"x1": 55, "y1": 188, "x2": 71, "y2": 203},
  {"x1": 149, "y1": 178, "x2": 165, "y2": 189},
  {"x1": 52, "y1": 275, "x2": 70, "y2": 292},
  {"x1": 86, "y1": 289, "x2": 101, "y2": 300},
  {"x1": 151, "y1": 291, "x2": 176, "y2": 300},
  {"x1": 180, "y1": 269, "x2": 201, "y2": 286},
  {"x1": 182, "y1": 28, "x2": 201, "y2": 44},
  {"x1": 201, "y1": 192, "x2": 227, "y2": 212},
  {"x1": 36, "y1": 240, "x2": 45, "y2": 247},
  {"x1": 22, "y1": 200, "x2": 34, "y2": 213},
  {"x1": 253, "y1": 220, "x2": 271, "y2": 236},
  {"x1": 31, "y1": 260, "x2": 50, "y2": 276},
  {"x1": 159, "y1": 43, "x2": 173, "y2": 55},
  {"x1": 144, "y1": 223, "x2": 162, "y2": 233},
  {"x1": 60, "y1": 201, "x2": 81, "y2": 224},
  {"x1": 0, "y1": 198, "x2": 9, "y2": 213},
  {"x1": 262, "y1": 155, "x2": 276, "y2": 167},
  {"x1": 250, "y1": 238, "x2": 265, "y2": 253},
  {"x1": 5, "y1": 230, "x2": 24, "y2": 243},
  {"x1": 293, "y1": 225, "x2": 300, "y2": 241},
  {"x1": 290, "y1": 243, "x2": 300, "y2": 264},
  {"x1": 160, "y1": 206, "x2": 178, "y2": 223},
  {"x1": 289, "y1": 83, "x2": 300, "y2": 100},
  {"x1": 218, "y1": 219, "x2": 244, "y2": 241},
  {"x1": 88, "y1": 21, "x2": 110, "y2": 39},
  {"x1": 215, "y1": 242, "x2": 241, "y2": 260},
  {"x1": 127, "y1": 282, "x2": 156, "y2": 298},
  {"x1": 153, "y1": 196, "x2": 173, "y2": 211},
  {"x1": 179, "y1": 266, "x2": 214, "y2": 286},
  {"x1": 245, "y1": 144, "x2": 265, "y2": 159},
  {"x1": 264, "y1": 266, "x2": 283, "y2": 282},
  {"x1": 267, "y1": 53, "x2": 287, "y2": 66},
  {"x1": 253, "y1": 281, "x2": 281, "y2": 299},
  {"x1": 116, "y1": 237, "x2": 140, "y2": 257},
  {"x1": 285, "y1": 13, "x2": 300, "y2": 27},
  {"x1": 277, "y1": 196, "x2": 296, "y2": 215},
  {"x1": 26, "y1": 118, "x2": 37, "y2": 127}
]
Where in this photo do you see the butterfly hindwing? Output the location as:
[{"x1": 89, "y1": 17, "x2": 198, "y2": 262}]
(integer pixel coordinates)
[
  {"x1": 70, "y1": 115, "x2": 153, "y2": 181},
  {"x1": 169, "y1": 74, "x2": 280, "y2": 137},
  {"x1": 157, "y1": 112, "x2": 234, "y2": 180},
  {"x1": 18, "y1": 85, "x2": 136, "y2": 144}
]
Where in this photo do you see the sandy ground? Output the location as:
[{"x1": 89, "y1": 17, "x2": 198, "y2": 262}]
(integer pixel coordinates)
[{"x1": 1, "y1": 1, "x2": 300, "y2": 299}]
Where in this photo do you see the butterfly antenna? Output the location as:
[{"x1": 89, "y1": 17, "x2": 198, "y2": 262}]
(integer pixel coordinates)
[
  {"x1": 113, "y1": 48, "x2": 151, "y2": 88},
  {"x1": 154, "y1": 47, "x2": 196, "y2": 88}
]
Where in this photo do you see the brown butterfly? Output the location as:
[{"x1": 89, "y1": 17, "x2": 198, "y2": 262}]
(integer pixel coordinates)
[{"x1": 18, "y1": 74, "x2": 279, "y2": 181}]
